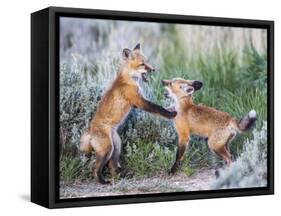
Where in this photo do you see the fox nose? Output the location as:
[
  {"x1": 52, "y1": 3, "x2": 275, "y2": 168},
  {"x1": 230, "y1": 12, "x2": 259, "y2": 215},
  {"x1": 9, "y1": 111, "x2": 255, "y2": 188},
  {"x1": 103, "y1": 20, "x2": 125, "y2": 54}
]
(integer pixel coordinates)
[
  {"x1": 147, "y1": 67, "x2": 155, "y2": 73},
  {"x1": 145, "y1": 63, "x2": 155, "y2": 73}
]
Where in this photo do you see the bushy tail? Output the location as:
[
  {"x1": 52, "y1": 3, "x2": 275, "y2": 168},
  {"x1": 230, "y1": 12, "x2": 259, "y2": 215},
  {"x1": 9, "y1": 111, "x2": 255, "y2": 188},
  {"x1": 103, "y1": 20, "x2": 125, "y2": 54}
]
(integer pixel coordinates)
[
  {"x1": 236, "y1": 110, "x2": 257, "y2": 132},
  {"x1": 80, "y1": 130, "x2": 93, "y2": 153}
]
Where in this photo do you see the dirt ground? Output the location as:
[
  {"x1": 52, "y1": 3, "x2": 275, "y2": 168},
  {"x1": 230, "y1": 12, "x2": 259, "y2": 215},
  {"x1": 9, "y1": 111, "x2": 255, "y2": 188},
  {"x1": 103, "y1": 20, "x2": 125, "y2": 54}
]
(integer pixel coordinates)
[{"x1": 60, "y1": 169, "x2": 215, "y2": 199}]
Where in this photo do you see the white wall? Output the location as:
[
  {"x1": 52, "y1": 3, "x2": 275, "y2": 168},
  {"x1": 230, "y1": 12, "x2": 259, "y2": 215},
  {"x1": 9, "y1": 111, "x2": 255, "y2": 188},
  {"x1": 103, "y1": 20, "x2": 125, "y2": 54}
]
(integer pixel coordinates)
[{"x1": 0, "y1": 0, "x2": 279, "y2": 215}]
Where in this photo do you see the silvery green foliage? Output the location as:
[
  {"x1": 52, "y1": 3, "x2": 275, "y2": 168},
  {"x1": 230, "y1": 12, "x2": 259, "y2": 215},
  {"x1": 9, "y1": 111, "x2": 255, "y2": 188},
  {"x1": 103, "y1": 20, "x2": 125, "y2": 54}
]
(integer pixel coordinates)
[
  {"x1": 59, "y1": 18, "x2": 174, "y2": 155},
  {"x1": 60, "y1": 17, "x2": 163, "y2": 66},
  {"x1": 59, "y1": 61, "x2": 104, "y2": 154},
  {"x1": 121, "y1": 109, "x2": 177, "y2": 148},
  {"x1": 212, "y1": 122, "x2": 267, "y2": 189},
  {"x1": 120, "y1": 80, "x2": 177, "y2": 149}
]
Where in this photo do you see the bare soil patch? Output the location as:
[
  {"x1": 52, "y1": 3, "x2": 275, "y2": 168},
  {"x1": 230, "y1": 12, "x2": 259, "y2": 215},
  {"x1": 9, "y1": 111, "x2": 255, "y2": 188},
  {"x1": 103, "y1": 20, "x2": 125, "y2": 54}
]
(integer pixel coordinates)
[{"x1": 60, "y1": 169, "x2": 215, "y2": 199}]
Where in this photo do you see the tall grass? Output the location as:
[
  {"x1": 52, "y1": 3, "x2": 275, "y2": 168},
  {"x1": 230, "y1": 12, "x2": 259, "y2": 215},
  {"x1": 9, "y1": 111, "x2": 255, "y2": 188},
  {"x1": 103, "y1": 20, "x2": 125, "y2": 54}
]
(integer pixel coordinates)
[{"x1": 59, "y1": 18, "x2": 267, "y2": 185}]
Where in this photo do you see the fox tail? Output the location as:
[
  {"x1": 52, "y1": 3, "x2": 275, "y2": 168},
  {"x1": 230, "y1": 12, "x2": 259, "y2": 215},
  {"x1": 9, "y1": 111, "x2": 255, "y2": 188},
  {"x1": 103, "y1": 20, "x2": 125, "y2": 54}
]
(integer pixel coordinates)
[
  {"x1": 236, "y1": 110, "x2": 257, "y2": 132},
  {"x1": 80, "y1": 130, "x2": 93, "y2": 153}
]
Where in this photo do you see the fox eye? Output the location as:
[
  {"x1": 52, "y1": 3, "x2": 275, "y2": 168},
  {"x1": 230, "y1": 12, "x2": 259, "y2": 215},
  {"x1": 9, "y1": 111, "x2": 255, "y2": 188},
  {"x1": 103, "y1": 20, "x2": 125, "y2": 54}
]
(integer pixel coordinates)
[{"x1": 139, "y1": 63, "x2": 145, "y2": 66}]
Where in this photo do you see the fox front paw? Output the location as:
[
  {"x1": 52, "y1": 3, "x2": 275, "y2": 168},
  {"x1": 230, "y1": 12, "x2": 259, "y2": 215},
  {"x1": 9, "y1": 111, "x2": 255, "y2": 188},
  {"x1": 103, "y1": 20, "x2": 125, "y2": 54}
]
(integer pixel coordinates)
[{"x1": 167, "y1": 110, "x2": 177, "y2": 119}]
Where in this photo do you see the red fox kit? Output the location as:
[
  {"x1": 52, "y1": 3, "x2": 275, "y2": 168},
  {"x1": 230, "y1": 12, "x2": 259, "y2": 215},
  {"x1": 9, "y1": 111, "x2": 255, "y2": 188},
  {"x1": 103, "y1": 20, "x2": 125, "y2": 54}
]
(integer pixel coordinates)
[
  {"x1": 80, "y1": 44, "x2": 177, "y2": 184},
  {"x1": 162, "y1": 78, "x2": 257, "y2": 174}
]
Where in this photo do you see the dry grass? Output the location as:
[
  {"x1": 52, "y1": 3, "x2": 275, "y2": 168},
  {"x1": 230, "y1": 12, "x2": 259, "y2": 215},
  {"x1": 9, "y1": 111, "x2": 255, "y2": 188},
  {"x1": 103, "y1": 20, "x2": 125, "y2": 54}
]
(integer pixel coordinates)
[{"x1": 59, "y1": 17, "x2": 268, "y2": 193}]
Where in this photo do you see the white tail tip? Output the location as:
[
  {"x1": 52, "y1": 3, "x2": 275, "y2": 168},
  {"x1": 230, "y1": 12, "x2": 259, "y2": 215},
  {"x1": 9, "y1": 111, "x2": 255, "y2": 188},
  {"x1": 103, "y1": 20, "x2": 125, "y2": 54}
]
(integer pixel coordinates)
[{"x1": 249, "y1": 110, "x2": 257, "y2": 118}]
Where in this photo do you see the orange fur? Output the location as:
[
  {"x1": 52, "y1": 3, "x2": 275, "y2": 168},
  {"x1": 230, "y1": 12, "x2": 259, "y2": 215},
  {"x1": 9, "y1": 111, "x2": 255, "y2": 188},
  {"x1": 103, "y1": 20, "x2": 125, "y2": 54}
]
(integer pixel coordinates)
[
  {"x1": 162, "y1": 78, "x2": 256, "y2": 173},
  {"x1": 80, "y1": 44, "x2": 176, "y2": 184}
]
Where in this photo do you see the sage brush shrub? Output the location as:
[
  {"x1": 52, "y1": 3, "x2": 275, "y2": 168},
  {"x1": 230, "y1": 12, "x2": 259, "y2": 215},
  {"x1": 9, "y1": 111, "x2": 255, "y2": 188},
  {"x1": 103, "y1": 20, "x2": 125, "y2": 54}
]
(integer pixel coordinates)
[
  {"x1": 212, "y1": 122, "x2": 267, "y2": 189},
  {"x1": 122, "y1": 141, "x2": 175, "y2": 178},
  {"x1": 59, "y1": 18, "x2": 267, "y2": 182},
  {"x1": 60, "y1": 61, "x2": 104, "y2": 155}
]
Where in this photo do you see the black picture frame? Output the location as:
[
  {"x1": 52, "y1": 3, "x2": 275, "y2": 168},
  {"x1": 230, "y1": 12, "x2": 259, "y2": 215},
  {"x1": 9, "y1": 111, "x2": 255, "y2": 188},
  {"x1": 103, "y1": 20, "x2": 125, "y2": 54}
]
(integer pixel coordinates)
[{"x1": 31, "y1": 6, "x2": 274, "y2": 209}]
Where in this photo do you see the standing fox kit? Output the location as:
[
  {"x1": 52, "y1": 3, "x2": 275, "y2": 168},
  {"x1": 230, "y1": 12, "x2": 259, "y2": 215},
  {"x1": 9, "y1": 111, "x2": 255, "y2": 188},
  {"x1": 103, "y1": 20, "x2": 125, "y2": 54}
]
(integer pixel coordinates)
[
  {"x1": 162, "y1": 78, "x2": 257, "y2": 174},
  {"x1": 80, "y1": 44, "x2": 177, "y2": 184}
]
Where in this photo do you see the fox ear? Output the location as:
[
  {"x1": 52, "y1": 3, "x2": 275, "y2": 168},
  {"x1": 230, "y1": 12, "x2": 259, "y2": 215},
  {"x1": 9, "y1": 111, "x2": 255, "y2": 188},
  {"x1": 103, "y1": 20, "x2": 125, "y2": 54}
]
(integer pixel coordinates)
[
  {"x1": 192, "y1": 81, "x2": 203, "y2": 91},
  {"x1": 184, "y1": 86, "x2": 195, "y2": 95},
  {"x1": 185, "y1": 87, "x2": 194, "y2": 95},
  {"x1": 122, "y1": 48, "x2": 132, "y2": 60},
  {"x1": 161, "y1": 80, "x2": 171, "y2": 86},
  {"x1": 133, "y1": 43, "x2": 141, "y2": 50}
]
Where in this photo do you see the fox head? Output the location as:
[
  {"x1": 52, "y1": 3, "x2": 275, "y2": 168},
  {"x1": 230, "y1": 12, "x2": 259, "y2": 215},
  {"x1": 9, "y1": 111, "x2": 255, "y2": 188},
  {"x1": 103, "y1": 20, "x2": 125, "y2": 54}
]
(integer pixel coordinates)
[
  {"x1": 161, "y1": 78, "x2": 203, "y2": 100},
  {"x1": 122, "y1": 43, "x2": 155, "y2": 82}
]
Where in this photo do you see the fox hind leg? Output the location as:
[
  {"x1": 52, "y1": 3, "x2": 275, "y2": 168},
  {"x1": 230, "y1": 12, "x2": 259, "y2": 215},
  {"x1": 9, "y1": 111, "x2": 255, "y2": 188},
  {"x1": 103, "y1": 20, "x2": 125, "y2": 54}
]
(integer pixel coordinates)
[
  {"x1": 91, "y1": 129, "x2": 114, "y2": 184},
  {"x1": 108, "y1": 130, "x2": 122, "y2": 177},
  {"x1": 170, "y1": 133, "x2": 190, "y2": 174},
  {"x1": 208, "y1": 129, "x2": 235, "y2": 166},
  {"x1": 221, "y1": 130, "x2": 236, "y2": 165},
  {"x1": 215, "y1": 146, "x2": 232, "y2": 166}
]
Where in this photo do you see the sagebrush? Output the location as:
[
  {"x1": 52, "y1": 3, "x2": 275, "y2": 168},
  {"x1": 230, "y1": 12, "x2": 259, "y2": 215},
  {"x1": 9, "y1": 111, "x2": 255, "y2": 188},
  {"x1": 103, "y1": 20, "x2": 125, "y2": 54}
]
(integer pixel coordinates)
[
  {"x1": 59, "y1": 18, "x2": 267, "y2": 185},
  {"x1": 212, "y1": 122, "x2": 267, "y2": 189}
]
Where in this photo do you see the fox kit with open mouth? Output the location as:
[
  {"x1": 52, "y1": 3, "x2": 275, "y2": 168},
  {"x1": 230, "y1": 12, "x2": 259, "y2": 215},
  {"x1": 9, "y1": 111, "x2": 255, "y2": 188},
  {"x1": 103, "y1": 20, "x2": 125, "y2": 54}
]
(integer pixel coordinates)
[
  {"x1": 80, "y1": 44, "x2": 177, "y2": 184},
  {"x1": 162, "y1": 78, "x2": 257, "y2": 174}
]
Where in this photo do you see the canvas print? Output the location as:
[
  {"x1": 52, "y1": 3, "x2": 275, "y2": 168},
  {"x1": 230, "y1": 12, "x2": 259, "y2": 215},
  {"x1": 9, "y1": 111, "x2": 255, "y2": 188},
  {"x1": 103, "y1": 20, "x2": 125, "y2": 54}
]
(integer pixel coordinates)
[{"x1": 59, "y1": 17, "x2": 268, "y2": 199}]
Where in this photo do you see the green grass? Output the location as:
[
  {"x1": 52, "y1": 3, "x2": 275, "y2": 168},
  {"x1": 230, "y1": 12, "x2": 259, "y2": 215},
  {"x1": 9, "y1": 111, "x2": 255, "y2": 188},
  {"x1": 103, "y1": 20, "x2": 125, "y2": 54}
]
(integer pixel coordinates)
[
  {"x1": 60, "y1": 154, "x2": 94, "y2": 183},
  {"x1": 59, "y1": 23, "x2": 267, "y2": 184},
  {"x1": 122, "y1": 141, "x2": 176, "y2": 178}
]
